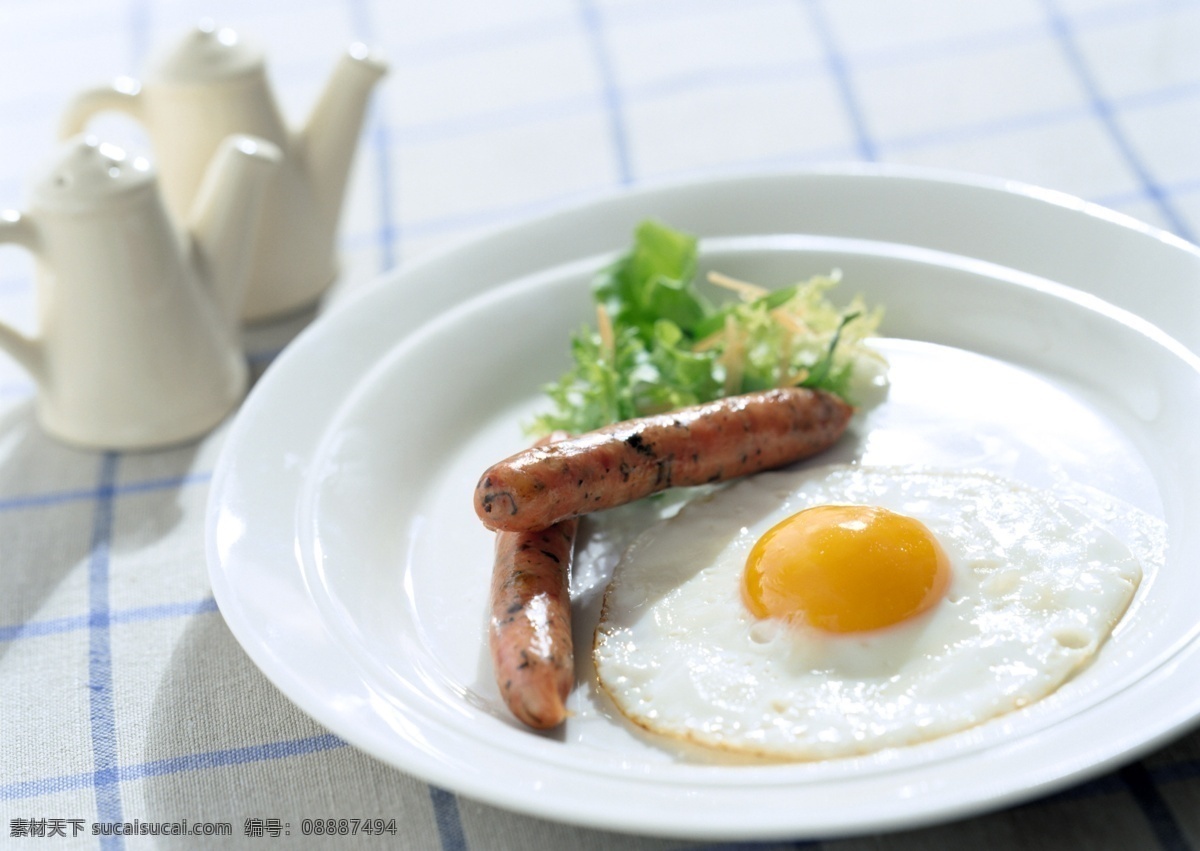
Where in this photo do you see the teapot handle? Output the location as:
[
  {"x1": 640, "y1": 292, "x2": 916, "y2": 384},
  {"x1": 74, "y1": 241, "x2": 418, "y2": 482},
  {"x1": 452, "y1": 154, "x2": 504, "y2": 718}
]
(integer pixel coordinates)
[
  {"x1": 58, "y1": 77, "x2": 144, "y2": 140},
  {"x1": 0, "y1": 213, "x2": 45, "y2": 382}
]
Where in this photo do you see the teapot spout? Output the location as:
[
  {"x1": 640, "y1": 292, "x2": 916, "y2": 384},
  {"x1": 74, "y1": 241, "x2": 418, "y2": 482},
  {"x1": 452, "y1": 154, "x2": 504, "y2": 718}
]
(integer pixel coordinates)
[
  {"x1": 302, "y1": 44, "x2": 388, "y2": 232},
  {"x1": 189, "y1": 135, "x2": 282, "y2": 326}
]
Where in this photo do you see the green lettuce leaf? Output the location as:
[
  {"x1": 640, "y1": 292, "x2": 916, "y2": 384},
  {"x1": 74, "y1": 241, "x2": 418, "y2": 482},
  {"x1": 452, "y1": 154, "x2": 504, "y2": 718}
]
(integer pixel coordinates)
[{"x1": 528, "y1": 221, "x2": 885, "y2": 436}]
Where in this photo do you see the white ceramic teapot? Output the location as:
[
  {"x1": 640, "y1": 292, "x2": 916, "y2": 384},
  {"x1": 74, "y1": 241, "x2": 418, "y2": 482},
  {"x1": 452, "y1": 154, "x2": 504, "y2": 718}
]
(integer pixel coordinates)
[
  {"x1": 59, "y1": 21, "x2": 388, "y2": 321},
  {"x1": 0, "y1": 135, "x2": 281, "y2": 450}
]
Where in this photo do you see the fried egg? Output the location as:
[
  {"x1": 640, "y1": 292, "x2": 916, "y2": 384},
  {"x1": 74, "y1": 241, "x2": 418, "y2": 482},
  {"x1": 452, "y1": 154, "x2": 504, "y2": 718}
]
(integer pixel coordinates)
[{"x1": 592, "y1": 465, "x2": 1156, "y2": 759}]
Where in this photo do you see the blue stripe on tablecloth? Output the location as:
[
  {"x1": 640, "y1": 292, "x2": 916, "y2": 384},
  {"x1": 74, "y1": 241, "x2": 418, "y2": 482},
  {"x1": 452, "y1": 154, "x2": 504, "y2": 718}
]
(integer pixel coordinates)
[
  {"x1": 369, "y1": 120, "x2": 399, "y2": 269},
  {"x1": 629, "y1": 61, "x2": 825, "y2": 103},
  {"x1": 0, "y1": 735, "x2": 347, "y2": 801},
  {"x1": 400, "y1": 15, "x2": 579, "y2": 68},
  {"x1": 306, "y1": 59, "x2": 1200, "y2": 156},
  {"x1": 577, "y1": 0, "x2": 634, "y2": 185},
  {"x1": 122, "y1": 734, "x2": 346, "y2": 781},
  {"x1": 86, "y1": 452, "x2": 124, "y2": 851},
  {"x1": 347, "y1": 0, "x2": 400, "y2": 269},
  {"x1": 430, "y1": 786, "x2": 467, "y2": 851},
  {"x1": 843, "y1": 0, "x2": 1186, "y2": 72},
  {"x1": 1069, "y1": 0, "x2": 1200, "y2": 45},
  {"x1": 360, "y1": 182, "x2": 616, "y2": 240},
  {"x1": 857, "y1": 20, "x2": 1049, "y2": 69},
  {"x1": 1120, "y1": 78, "x2": 1200, "y2": 115},
  {"x1": 394, "y1": 91, "x2": 605, "y2": 147},
  {"x1": 1118, "y1": 763, "x2": 1192, "y2": 851},
  {"x1": 1040, "y1": 0, "x2": 1195, "y2": 243},
  {"x1": 1, "y1": 598, "x2": 219, "y2": 643},
  {"x1": 0, "y1": 472, "x2": 212, "y2": 513},
  {"x1": 1097, "y1": 174, "x2": 1200, "y2": 212},
  {"x1": 803, "y1": 0, "x2": 877, "y2": 161}
]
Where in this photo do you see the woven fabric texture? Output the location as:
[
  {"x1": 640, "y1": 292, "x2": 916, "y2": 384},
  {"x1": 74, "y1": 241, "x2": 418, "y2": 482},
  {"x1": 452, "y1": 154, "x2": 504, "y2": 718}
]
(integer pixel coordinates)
[{"x1": 2, "y1": 0, "x2": 1199, "y2": 848}]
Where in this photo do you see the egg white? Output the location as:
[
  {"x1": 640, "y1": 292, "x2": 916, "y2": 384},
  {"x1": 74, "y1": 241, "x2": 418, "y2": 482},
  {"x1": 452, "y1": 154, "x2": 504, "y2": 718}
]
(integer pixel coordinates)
[{"x1": 592, "y1": 465, "x2": 1156, "y2": 759}]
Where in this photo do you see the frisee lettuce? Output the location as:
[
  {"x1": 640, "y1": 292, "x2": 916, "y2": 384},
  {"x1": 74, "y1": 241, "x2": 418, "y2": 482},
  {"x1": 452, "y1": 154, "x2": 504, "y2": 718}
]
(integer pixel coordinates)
[{"x1": 528, "y1": 220, "x2": 886, "y2": 436}]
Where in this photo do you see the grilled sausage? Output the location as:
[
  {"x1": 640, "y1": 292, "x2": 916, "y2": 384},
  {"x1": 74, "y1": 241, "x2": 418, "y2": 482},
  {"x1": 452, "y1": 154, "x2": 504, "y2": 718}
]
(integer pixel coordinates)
[
  {"x1": 489, "y1": 433, "x2": 578, "y2": 729},
  {"x1": 475, "y1": 387, "x2": 853, "y2": 533}
]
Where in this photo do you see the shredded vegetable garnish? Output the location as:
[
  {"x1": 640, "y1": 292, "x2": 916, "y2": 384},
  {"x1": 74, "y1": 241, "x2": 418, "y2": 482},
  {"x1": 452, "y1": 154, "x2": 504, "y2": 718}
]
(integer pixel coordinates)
[{"x1": 529, "y1": 221, "x2": 887, "y2": 436}]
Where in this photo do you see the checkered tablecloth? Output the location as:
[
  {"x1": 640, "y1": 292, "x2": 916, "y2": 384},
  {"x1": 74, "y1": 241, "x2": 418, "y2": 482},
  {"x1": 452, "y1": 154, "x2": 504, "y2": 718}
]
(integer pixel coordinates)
[{"x1": 3, "y1": 0, "x2": 1200, "y2": 848}]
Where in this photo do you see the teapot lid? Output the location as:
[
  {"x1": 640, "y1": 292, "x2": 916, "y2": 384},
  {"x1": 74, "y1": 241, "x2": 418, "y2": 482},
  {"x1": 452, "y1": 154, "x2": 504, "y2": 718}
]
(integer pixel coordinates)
[
  {"x1": 147, "y1": 20, "x2": 264, "y2": 84},
  {"x1": 32, "y1": 137, "x2": 155, "y2": 212}
]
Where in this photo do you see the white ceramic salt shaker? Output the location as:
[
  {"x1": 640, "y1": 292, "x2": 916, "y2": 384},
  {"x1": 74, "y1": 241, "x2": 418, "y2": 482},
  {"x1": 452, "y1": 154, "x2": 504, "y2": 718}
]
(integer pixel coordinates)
[{"x1": 0, "y1": 135, "x2": 281, "y2": 449}]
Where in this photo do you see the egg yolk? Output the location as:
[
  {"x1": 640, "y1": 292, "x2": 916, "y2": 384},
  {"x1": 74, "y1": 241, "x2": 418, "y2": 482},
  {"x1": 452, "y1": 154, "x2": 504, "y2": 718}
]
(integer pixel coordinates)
[{"x1": 743, "y1": 505, "x2": 949, "y2": 633}]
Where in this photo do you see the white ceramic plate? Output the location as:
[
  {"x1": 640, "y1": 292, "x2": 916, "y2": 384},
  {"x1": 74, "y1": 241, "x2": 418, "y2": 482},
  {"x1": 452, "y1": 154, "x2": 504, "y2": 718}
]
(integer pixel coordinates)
[{"x1": 207, "y1": 166, "x2": 1200, "y2": 841}]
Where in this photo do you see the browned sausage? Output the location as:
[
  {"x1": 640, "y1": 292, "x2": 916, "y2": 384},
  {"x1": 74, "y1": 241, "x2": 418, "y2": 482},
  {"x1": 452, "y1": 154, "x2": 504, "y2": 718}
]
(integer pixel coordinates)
[
  {"x1": 475, "y1": 387, "x2": 853, "y2": 533},
  {"x1": 489, "y1": 433, "x2": 578, "y2": 729}
]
